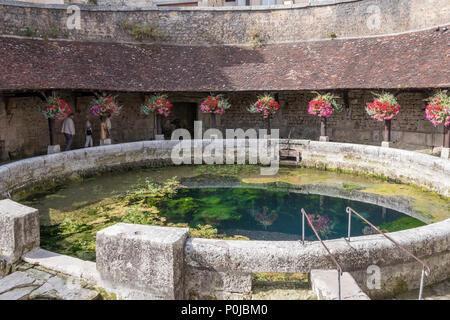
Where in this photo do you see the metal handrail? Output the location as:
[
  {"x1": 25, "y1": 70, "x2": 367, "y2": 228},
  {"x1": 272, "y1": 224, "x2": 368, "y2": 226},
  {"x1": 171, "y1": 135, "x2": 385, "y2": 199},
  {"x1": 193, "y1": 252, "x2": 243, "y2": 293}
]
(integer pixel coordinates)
[
  {"x1": 346, "y1": 206, "x2": 431, "y2": 300},
  {"x1": 301, "y1": 208, "x2": 343, "y2": 300}
]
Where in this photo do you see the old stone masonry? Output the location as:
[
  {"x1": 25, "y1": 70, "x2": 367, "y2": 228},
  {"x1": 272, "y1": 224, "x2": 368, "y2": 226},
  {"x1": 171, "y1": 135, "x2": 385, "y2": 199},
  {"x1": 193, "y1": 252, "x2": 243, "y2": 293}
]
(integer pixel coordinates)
[{"x1": 0, "y1": 263, "x2": 99, "y2": 300}]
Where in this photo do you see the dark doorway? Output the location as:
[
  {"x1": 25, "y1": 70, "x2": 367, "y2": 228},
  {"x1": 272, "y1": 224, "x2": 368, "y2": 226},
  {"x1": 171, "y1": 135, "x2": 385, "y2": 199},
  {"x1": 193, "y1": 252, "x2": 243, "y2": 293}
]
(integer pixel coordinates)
[{"x1": 163, "y1": 102, "x2": 198, "y2": 138}]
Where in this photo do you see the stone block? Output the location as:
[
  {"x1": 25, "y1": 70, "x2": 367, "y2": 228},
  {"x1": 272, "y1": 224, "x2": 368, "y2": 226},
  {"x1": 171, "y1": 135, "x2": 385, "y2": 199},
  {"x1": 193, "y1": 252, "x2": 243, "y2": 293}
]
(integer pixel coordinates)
[
  {"x1": 185, "y1": 267, "x2": 252, "y2": 299},
  {"x1": 96, "y1": 223, "x2": 190, "y2": 300},
  {"x1": 0, "y1": 200, "x2": 39, "y2": 263},
  {"x1": 381, "y1": 141, "x2": 391, "y2": 148},
  {"x1": 47, "y1": 145, "x2": 60, "y2": 154},
  {"x1": 441, "y1": 148, "x2": 450, "y2": 159},
  {"x1": 155, "y1": 134, "x2": 165, "y2": 140},
  {"x1": 319, "y1": 136, "x2": 329, "y2": 142},
  {"x1": 310, "y1": 269, "x2": 370, "y2": 300}
]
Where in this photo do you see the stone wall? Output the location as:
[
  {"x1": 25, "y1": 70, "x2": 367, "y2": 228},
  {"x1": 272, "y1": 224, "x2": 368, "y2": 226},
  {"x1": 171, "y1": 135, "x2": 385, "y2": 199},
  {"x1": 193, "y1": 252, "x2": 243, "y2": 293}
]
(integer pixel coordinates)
[
  {"x1": 0, "y1": 138, "x2": 449, "y2": 199},
  {"x1": 0, "y1": 0, "x2": 449, "y2": 45},
  {"x1": 0, "y1": 90, "x2": 446, "y2": 161}
]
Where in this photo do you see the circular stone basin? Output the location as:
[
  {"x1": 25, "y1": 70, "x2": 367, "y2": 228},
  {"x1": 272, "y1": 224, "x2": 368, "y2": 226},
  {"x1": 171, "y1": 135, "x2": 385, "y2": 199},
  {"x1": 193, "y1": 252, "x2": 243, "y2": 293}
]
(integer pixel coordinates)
[{"x1": 13, "y1": 165, "x2": 448, "y2": 261}]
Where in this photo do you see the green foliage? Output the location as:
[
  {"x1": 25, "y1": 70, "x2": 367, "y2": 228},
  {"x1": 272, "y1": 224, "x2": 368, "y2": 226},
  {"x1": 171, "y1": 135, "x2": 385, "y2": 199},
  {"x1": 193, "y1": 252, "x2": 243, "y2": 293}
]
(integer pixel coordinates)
[
  {"x1": 124, "y1": 177, "x2": 180, "y2": 206},
  {"x1": 426, "y1": 90, "x2": 450, "y2": 105},
  {"x1": 23, "y1": 27, "x2": 37, "y2": 38},
  {"x1": 248, "y1": 25, "x2": 262, "y2": 48},
  {"x1": 120, "y1": 208, "x2": 158, "y2": 225},
  {"x1": 47, "y1": 24, "x2": 59, "y2": 39},
  {"x1": 328, "y1": 31, "x2": 337, "y2": 39},
  {"x1": 120, "y1": 19, "x2": 165, "y2": 42},
  {"x1": 311, "y1": 91, "x2": 343, "y2": 113},
  {"x1": 371, "y1": 91, "x2": 399, "y2": 106}
]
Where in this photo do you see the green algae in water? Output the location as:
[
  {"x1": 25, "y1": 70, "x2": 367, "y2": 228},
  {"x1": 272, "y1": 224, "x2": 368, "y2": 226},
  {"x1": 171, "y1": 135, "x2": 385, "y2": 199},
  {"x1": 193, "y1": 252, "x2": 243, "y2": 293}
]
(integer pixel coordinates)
[
  {"x1": 378, "y1": 216, "x2": 426, "y2": 233},
  {"x1": 163, "y1": 187, "x2": 426, "y2": 241}
]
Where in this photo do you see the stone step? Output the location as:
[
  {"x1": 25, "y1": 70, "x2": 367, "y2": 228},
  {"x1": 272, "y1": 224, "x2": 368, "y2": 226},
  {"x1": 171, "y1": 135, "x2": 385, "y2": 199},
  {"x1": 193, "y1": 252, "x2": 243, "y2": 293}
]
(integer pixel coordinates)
[
  {"x1": 310, "y1": 269, "x2": 370, "y2": 300},
  {"x1": 0, "y1": 267, "x2": 99, "y2": 300}
]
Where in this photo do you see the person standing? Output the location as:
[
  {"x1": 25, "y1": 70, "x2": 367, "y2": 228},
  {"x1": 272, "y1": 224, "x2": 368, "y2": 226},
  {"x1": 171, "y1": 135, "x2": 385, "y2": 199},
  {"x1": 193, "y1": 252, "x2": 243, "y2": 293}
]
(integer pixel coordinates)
[
  {"x1": 85, "y1": 115, "x2": 93, "y2": 148},
  {"x1": 105, "y1": 114, "x2": 112, "y2": 139},
  {"x1": 61, "y1": 113, "x2": 75, "y2": 151},
  {"x1": 99, "y1": 116, "x2": 107, "y2": 145}
]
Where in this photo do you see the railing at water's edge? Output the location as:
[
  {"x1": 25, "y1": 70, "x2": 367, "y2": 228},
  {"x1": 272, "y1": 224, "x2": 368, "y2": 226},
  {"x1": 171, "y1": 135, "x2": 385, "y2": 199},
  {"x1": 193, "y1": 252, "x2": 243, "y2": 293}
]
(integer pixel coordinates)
[
  {"x1": 345, "y1": 206, "x2": 431, "y2": 300},
  {"x1": 301, "y1": 208, "x2": 343, "y2": 300}
]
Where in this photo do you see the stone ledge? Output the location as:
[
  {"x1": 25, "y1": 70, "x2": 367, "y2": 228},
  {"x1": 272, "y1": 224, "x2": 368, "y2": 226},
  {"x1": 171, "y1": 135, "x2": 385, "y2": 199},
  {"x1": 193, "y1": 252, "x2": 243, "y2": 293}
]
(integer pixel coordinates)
[
  {"x1": 310, "y1": 269, "x2": 370, "y2": 300},
  {"x1": 22, "y1": 248, "x2": 100, "y2": 283},
  {"x1": 0, "y1": 0, "x2": 360, "y2": 11}
]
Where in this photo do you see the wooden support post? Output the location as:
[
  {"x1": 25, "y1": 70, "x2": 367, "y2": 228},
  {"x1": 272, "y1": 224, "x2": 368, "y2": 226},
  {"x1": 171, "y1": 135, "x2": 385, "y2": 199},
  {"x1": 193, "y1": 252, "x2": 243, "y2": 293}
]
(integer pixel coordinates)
[
  {"x1": 444, "y1": 125, "x2": 449, "y2": 149},
  {"x1": 210, "y1": 113, "x2": 216, "y2": 129},
  {"x1": 156, "y1": 114, "x2": 162, "y2": 135},
  {"x1": 48, "y1": 118, "x2": 55, "y2": 146}
]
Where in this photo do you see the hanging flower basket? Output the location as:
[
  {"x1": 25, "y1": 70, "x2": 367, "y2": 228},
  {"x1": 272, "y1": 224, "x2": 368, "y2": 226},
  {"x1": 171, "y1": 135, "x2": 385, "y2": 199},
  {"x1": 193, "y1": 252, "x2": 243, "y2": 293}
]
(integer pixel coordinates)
[
  {"x1": 141, "y1": 94, "x2": 172, "y2": 117},
  {"x1": 425, "y1": 91, "x2": 450, "y2": 127},
  {"x1": 39, "y1": 96, "x2": 71, "y2": 120},
  {"x1": 365, "y1": 92, "x2": 400, "y2": 121},
  {"x1": 248, "y1": 94, "x2": 280, "y2": 119},
  {"x1": 200, "y1": 94, "x2": 231, "y2": 115},
  {"x1": 308, "y1": 92, "x2": 342, "y2": 118},
  {"x1": 89, "y1": 96, "x2": 122, "y2": 117}
]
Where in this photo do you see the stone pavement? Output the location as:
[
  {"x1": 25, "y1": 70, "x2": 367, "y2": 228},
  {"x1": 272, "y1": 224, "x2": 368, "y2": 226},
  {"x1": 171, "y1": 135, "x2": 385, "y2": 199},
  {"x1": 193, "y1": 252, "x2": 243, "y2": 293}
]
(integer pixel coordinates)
[{"x1": 0, "y1": 263, "x2": 100, "y2": 300}]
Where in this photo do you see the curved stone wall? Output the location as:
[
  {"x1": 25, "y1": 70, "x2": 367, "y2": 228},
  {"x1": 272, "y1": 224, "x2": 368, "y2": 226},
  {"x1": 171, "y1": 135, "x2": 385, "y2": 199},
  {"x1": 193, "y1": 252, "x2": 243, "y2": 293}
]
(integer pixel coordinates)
[
  {"x1": 184, "y1": 219, "x2": 450, "y2": 299},
  {"x1": 0, "y1": 140, "x2": 448, "y2": 198},
  {"x1": 1, "y1": 0, "x2": 449, "y2": 45}
]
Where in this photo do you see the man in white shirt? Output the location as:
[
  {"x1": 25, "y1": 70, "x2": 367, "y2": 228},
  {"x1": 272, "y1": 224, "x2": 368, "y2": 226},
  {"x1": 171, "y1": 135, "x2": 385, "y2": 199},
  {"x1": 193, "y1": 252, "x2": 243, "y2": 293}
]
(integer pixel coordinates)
[{"x1": 61, "y1": 113, "x2": 75, "y2": 151}]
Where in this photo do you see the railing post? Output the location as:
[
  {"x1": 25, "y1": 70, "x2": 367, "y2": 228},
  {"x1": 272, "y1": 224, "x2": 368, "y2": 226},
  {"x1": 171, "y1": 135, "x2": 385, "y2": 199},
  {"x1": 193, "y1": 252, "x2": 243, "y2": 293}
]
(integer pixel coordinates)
[
  {"x1": 418, "y1": 267, "x2": 425, "y2": 300},
  {"x1": 302, "y1": 211, "x2": 305, "y2": 244},
  {"x1": 338, "y1": 270, "x2": 342, "y2": 301},
  {"x1": 347, "y1": 208, "x2": 352, "y2": 241}
]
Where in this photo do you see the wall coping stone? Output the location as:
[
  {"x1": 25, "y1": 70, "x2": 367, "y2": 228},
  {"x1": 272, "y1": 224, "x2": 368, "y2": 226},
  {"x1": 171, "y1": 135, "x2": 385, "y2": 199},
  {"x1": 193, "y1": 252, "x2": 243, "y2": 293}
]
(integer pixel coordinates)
[{"x1": 0, "y1": 0, "x2": 361, "y2": 12}]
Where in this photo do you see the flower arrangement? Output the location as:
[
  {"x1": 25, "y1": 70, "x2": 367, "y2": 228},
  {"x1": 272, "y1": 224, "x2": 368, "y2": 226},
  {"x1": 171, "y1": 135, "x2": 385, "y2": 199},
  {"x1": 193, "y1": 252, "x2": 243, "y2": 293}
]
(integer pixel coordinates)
[
  {"x1": 89, "y1": 96, "x2": 122, "y2": 117},
  {"x1": 39, "y1": 96, "x2": 71, "y2": 120},
  {"x1": 248, "y1": 94, "x2": 280, "y2": 119},
  {"x1": 307, "y1": 214, "x2": 332, "y2": 237},
  {"x1": 365, "y1": 92, "x2": 400, "y2": 121},
  {"x1": 425, "y1": 91, "x2": 450, "y2": 127},
  {"x1": 141, "y1": 94, "x2": 172, "y2": 117},
  {"x1": 200, "y1": 95, "x2": 231, "y2": 115},
  {"x1": 308, "y1": 92, "x2": 342, "y2": 118}
]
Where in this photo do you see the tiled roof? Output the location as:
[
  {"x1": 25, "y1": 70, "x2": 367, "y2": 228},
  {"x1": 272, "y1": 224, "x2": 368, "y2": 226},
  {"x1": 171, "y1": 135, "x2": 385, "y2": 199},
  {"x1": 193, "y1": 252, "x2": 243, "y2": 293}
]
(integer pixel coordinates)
[{"x1": 0, "y1": 27, "x2": 449, "y2": 92}]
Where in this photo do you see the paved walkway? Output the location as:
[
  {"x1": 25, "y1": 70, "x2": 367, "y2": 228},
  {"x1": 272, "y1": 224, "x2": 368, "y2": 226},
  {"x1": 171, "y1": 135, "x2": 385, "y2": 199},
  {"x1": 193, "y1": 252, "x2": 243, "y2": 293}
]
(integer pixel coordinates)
[{"x1": 0, "y1": 263, "x2": 99, "y2": 300}]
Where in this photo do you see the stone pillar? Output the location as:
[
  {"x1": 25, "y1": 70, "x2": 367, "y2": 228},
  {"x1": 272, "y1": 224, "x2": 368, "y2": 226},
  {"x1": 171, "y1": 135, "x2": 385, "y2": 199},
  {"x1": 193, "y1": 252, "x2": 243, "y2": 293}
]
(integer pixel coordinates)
[
  {"x1": 100, "y1": 139, "x2": 112, "y2": 146},
  {"x1": 96, "y1": 223, "x2": 190, "y2": 300},
  {"x1": 319, "y1": 117, "x2": 329, "y2": 141},
  {"x1": 0, "y1": 200, "x2": 40, "y2": 275},
  {"x1": 442, "y1": 126, "x2": 450, "y2": 159},
  {"x1": 381, "y1": 119, "x2": 391, "y2": 148}
]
